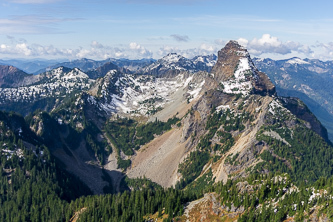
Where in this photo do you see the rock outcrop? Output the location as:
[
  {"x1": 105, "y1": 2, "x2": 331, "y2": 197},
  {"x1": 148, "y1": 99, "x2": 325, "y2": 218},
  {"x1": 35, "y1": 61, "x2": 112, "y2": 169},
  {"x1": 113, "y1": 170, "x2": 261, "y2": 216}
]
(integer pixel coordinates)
[{"x1": 211, "y1": 40, "x2": 275, "y2": 96}]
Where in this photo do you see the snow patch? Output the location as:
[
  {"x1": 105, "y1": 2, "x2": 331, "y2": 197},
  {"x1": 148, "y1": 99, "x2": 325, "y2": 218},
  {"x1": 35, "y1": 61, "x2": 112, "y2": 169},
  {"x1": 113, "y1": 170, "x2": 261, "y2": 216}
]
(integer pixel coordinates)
[
  {"x1": 287, "y1": 58, "x2": 310, "y2": 65},
  {"x1": 215, "y1": 105, "x2": 230, "y2": 113},
  {"x1": 220, "y1": 57, "x2": 256, "y2": 96}
]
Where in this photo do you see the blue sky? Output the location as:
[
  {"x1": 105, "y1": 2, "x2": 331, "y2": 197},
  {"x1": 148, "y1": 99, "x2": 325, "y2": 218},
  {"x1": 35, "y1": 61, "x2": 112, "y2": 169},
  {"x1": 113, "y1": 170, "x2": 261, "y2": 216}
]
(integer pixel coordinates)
[{"x1": 1, "y1": 0, "x2": 333, "y2": 60}]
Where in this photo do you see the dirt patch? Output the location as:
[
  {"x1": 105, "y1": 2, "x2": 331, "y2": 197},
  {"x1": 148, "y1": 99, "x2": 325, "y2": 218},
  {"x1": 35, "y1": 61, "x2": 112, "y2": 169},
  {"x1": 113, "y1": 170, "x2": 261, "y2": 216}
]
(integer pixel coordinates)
[
  {"x1": 182, "y1": 193, "x2": 243, "y2": 222},
  {"x1": 127, "y1": 127, "x2": 188, "y2": 187},
  {"x1": 70, "y1": 207, "x2": 87, "y2": 222}
]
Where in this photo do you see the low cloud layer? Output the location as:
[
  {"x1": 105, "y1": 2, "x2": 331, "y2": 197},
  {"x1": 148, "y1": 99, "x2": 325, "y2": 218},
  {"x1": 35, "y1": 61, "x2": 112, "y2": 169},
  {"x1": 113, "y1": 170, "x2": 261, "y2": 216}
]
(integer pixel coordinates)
[
  {"x1": 1, "y1": 34, "x2": 333, "y2": 60},
  {"x1": 129, "y1": 42, "x2": 152, "y2": 57},
  {"x1": 0, "y1": 37, "x2": 153, "y2": 59},
  {"x1": 236, "y1": 34, "x2": 313, "y2": 56}
]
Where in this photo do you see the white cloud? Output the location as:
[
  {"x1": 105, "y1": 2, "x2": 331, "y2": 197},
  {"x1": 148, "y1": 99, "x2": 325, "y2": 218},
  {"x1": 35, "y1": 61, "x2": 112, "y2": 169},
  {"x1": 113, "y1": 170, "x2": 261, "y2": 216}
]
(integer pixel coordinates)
[
  {"x1": 15, "y1": 43, "x2": 32, "y2": 56},
  {"x1": 129, "y1": 42, "x2": 152, "y2": 57},
  {"x1": 0, "y1": 38, "x2": 153, "y2": 59},
  {"x1": 91, "y1": 41, "x2": 104, "y2": 49},
  {"x1": 1, "y1": 35, "x2": 331, "y2": 61},
  {"x1": 158, "y1": 46, "x2": 179, "y2": 56},
  {"x1": 200, "y1": 43, "x2": 215, "y2": 52},
  {"x1": 312, "y1": 42, "x2": 333, "y2": 60},
  {"x1": 235, "y1": 34, "x2": 313, "y2": 56},
  {"x1": 236, "y1": 38, "x2": 248, "y2": 47}
]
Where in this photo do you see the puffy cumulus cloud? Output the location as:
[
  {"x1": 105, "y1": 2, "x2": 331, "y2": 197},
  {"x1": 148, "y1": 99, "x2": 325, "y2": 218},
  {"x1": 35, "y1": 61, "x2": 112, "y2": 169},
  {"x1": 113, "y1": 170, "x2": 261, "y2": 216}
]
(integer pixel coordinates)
[
  {"x1": 199, "y1": 43, "x2": 215, "y2": 52},
  {"x1": 236, "y1": 38, "x2": 248, "y2": 47},
  {"x1": 158, "y1": 46, "x2": 179, "y2": 56},
  {"x1": 15, "y1": 43, "x2": 32, "y2": 56},
  {"x1": 170, "y1": 34, "x2": 189, "y2": 42},
  {"x1": 0, "y1": 42, "x2": 79, "y2": 57},
  {"x1": 89, "y1": 41, "x2": 127, "y2": 59},
  {"x1": 129, "y1": 42, "x2": 152, "y2": 57},
  {"x1": 236, "y1": 34, "x2": 313, "y2": 56},
  {"x1": 0, "y1": 38, "x2": 156, "y2": 59},
  {"x1": 313, "y1": 42, "x2": 333, "y2": 60},
  {"x1": 0, "y1": 38, "x2": 120, "y2": 59},
  {"x1": 91, "y1": 41, "x2": 104, "y2": 49}
]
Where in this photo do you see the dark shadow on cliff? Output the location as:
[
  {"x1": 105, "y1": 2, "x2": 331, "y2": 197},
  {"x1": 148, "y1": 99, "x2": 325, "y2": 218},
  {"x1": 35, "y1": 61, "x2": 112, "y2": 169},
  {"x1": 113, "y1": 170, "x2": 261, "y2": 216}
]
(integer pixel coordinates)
[{"x1": 277, "y1": 87, "x2": 333, "y2": 143}]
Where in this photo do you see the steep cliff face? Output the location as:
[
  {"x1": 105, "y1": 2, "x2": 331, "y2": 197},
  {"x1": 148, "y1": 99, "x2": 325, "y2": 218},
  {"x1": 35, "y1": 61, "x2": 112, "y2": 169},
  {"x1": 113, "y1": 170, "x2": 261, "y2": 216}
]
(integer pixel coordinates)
[
  {"x1": 211, "y1": 41, "x2": 275, "y2": 96},
  {"x1": 280, "y1": 97, "x2": 330, "y2": 143}
]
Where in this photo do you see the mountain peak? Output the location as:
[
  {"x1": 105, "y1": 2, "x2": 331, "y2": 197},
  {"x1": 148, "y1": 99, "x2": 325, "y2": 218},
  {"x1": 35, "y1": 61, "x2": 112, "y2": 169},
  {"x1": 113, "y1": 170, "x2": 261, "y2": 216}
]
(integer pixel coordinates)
[
  {"x1": 286, "y1": 57, "x2": 310, "y2": 65},
  {"x1": 211, "y1": 40, "x2": 275, "y2": 96},
  {"x1": 161, "y1": 53, "x2": 183, "y2": 63},
  {"x1": 0, "y1": 65, "x2": 31, "y2": 87},
  {"x1": 224, "y1": 40, "x2": 247, "y2": 52}
]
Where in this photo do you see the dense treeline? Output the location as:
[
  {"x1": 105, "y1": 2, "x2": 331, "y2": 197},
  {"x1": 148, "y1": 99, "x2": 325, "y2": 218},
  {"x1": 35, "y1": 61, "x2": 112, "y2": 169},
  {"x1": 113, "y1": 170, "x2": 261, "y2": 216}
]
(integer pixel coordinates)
[
  {"x1": 215, "y1": 173, "x2": 333, "y2": 222},
  {"x1": 256, "y1": 125, "x2": 333, "y2": 185},
  {"x1": 0, "y1": 142, "x2": 92, "y2": 221},
  {"x1": 105, "y1": 116, "x2": 180, "y2": 169},
  {"x1": 70, "y1": 188, "x2": 200, "y2": 222}
]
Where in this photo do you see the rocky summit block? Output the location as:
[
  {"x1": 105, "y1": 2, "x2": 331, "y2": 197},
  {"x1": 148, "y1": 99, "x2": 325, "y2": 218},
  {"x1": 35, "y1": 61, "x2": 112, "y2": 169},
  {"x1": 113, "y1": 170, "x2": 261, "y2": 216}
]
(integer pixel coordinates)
[{"x1": 211, "y1": 40, "x2": 275, "y2": 96}]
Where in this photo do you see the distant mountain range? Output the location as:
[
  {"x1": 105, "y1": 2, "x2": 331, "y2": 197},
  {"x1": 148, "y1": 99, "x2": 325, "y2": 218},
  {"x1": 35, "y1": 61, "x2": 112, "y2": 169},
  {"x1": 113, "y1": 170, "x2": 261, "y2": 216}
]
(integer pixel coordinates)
[
  {"x1": 253, "y1": 57, "x2": 333, "y2": 141},
  {"x1": 0, "y1": 58, "x2": 65, "y2": 74},
  {"x1": 1, "y1": 54, "x2": 333, "y2": 142},
  {"x1": 0, "y1": 54, "x2": 217, "y2": 75}
]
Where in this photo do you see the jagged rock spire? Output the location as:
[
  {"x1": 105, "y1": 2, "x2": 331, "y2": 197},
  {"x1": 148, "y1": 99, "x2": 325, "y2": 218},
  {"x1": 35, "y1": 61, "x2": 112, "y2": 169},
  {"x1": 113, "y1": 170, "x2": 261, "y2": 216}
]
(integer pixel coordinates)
[{"x1": 211, "y1": 40, "x2": 276, "y2": 96}]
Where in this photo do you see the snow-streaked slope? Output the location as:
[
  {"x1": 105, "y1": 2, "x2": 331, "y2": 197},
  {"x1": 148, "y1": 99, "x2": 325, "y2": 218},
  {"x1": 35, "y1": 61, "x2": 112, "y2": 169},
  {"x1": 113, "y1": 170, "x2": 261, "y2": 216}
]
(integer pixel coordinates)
[
  {"x1": 89, "y1": 71, "x2": 206, "y2": 116},
  {"x1": 286, "y1": 58, "x2": 310, "y2": 65},
  {"x1": 220, "y1": 56, "x2": 258, "y2": 96},
  {"x1": 0, "y1": 67, "x2": 94, "y2": 104}
]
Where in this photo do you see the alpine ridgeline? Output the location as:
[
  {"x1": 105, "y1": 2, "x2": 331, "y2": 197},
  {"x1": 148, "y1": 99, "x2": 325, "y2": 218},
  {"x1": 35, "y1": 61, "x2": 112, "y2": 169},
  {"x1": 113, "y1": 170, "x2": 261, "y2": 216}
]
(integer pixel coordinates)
[
  {"x1": 1, "y1": 40, "x2": 333, "y2": 221},
  {"x1": 253, "y1": 57, "x2": 333, "y2": 142}
]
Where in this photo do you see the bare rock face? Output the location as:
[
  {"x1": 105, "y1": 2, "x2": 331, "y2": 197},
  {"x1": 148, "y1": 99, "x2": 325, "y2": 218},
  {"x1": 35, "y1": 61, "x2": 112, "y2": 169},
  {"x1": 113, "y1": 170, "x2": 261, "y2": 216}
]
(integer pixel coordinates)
[
  {"x1": 211, "y1": 40, "x2": 247, "y2": 82},
  {"x1": 211, "y1": 40, "x2": 276, "y2": 96},
  {"x1": 280, "y1": 97, "x2": 330, "y2": 143},
  {"x1": 0, "y1": 65, "x2": 31, "y2": 87},
  {"x1": 252, "y1": 71, "x2": 276, "y2": 96}
]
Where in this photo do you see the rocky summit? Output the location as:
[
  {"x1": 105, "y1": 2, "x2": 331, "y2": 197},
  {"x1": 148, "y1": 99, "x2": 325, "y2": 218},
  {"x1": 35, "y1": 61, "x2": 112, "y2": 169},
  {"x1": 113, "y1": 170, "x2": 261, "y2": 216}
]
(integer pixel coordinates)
[{"x1": 211, "y1": 40, "x2": 275, "y2": 96}]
